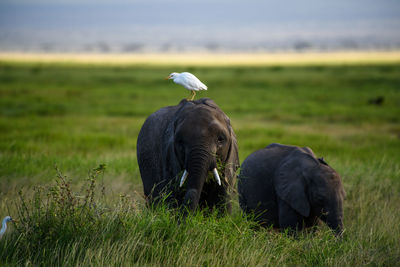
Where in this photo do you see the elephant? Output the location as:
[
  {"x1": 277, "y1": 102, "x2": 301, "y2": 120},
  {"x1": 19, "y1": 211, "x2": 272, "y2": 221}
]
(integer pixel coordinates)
[
  {"x1": 238, "y1": 143, "x2": 345, "y2": 235},
  {"x1": 137, "y1": 98, "x2": 239, "y2": 213}
]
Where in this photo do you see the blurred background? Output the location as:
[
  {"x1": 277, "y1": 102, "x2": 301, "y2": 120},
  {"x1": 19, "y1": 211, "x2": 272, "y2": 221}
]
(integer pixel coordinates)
[{"x1": 1, "y1": 0, "x2": 400, "y2": 53}]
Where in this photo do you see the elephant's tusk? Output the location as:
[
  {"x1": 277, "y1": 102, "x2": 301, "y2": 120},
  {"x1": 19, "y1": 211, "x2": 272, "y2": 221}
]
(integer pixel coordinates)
[
  {"x1": 213, "y1": 168, "x2": 221, "y2": 186},
  {"x1": 179, "y1": 170, "x2": 188, "y2": 187}
]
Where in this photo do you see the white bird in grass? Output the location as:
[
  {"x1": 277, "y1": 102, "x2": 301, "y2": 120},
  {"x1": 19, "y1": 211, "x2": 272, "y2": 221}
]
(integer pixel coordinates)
[
  {"x1": 165, "y1": 72, "x2": 208, "y2": 101},
  {"x1": 0, "y1": 216, "x2": 14, "y2": 239}
]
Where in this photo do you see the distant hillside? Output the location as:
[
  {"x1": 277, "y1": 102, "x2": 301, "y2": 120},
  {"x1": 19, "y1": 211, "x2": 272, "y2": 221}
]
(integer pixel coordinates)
[{"x1": 1, "y1": 1, "x2": 399, "y2": 53}]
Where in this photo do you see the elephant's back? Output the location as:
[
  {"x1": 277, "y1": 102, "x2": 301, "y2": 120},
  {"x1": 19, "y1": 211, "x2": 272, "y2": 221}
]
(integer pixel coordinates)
[{"x1": 239, "y1": 146, "x2": 287, "y2": 186}]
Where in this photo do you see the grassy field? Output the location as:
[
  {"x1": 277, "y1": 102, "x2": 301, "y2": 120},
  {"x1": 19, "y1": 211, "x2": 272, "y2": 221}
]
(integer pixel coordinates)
[{"x1": 0, "y1": 60, "x2": 399, "y2": 265}]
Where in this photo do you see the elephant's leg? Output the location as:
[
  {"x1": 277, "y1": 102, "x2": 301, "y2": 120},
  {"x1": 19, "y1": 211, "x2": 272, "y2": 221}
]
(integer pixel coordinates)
[
  {"x1": 200, "y1": 182, "x2": 231, "y2": 215},
  {"x1": 278, "y1": 198, "x2": 304, "y2": 233},
  {"x1": 147, "y1": 184, "x2": 164, "y2": 207},
  {"x1": 215, "y1": 185, "x2": 231, "y2": 215},
  {"x1": 147, "y1": 180, "x2": 179, "y2": 208},
  {"x1": 304, "y1": 215, "x2": 321, "y2": 228}
]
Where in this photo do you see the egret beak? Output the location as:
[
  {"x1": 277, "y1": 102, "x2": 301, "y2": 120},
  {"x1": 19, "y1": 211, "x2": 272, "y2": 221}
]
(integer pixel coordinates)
[
  {"x1": 10, "y1": 218, "x2": 17, "y2": 223},
  {"x1": 165, "y1": 75, "x2": 171, "y2": 80}
]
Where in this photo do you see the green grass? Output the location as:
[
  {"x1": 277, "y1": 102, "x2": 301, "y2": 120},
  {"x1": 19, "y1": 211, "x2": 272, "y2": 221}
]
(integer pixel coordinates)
[{"x1": 0, "y1": 62, "x2": 399, "y2": 265}]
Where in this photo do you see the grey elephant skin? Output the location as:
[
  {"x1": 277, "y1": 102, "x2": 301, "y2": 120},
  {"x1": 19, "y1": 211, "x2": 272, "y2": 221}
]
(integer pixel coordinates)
[
  {"x1": 137, "y1": 98, "x2": 239, "y2": 213},
  {"x1": 238, "y1": 143, "x2": 345, "y2": 234}
]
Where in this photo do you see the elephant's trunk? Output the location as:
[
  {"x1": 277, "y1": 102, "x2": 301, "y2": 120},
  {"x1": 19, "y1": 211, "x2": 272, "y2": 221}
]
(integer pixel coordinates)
[
  {"x1": 327, "y1": 216, "x2": 344, "y2": 236},
  {"x1": 182, "y1": 146, "x2": 214, "y2": 210},
  {"x1": 325, "y1": 203, "x2": 344, "y2": 236}
]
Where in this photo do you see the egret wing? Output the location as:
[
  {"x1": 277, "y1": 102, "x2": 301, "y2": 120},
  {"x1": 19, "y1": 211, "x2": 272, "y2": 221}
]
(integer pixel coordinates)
[{"x1": 181, "y1": 72, "x2": 207, "y2": 91}]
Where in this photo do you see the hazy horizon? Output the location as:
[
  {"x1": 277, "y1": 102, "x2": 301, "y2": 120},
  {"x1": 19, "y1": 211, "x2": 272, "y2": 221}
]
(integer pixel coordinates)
[{"x1": 1, "y1": 0, "x2": 399, "y2": 53}]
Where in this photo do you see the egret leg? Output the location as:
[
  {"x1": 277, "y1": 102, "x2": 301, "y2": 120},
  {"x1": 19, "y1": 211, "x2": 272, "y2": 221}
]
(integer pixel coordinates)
[
  {"x1": 186, "y1": 91, "x2": 192, "y2": 100},
  {"x1": 190, "y1": 91, "x2": 196, "y2": 101}
]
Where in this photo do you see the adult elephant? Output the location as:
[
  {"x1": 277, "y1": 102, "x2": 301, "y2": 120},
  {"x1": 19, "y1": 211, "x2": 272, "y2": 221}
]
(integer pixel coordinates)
[
  {"x1": 238, "y1": 143, "x2": 345, "y2": 235},
  {"x1": 137, "y1": 98, "x2": 239, "y2": 213}
]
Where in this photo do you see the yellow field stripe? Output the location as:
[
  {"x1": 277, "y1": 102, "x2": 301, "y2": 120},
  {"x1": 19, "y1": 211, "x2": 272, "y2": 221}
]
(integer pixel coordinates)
[{"x1": 1, "y1": 51, "x2": 400, "y2": 66}]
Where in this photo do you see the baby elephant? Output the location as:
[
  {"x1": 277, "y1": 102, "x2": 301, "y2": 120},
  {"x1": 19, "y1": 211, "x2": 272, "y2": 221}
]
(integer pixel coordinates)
[{"x1": 238, "y1": 143, "x2": 345, "y2": 235}]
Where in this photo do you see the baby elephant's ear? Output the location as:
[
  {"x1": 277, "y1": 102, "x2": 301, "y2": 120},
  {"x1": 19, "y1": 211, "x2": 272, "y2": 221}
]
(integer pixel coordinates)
[{"x1": 274, "y1": 151, "x2": 317, "y2": 217}]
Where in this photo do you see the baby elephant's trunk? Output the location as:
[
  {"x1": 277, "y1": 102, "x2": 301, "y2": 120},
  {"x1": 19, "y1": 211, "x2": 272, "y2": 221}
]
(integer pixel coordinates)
[{"x1": 326, "y1": 207, "x2": 344, "y2": 236}]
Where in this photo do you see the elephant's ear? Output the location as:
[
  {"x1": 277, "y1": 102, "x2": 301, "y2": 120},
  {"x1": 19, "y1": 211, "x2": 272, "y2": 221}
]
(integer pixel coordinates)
[
  {"x1": 224, "y1": 124, "x2": 240, "y2": 186},
  {"x1": 162, "y1": 120, "x2": 182, "y2": 181},
  {"x1": 163, "y1": 100, "x2": 197, "y2": 180},
  {"x1": 274, "y1": 150, "x2": 318, "y2": 217}
]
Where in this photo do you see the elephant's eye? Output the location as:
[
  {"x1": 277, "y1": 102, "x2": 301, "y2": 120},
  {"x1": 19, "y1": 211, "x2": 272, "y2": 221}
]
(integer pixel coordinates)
[{"x1": 217, "y1": 135, "x2": 225, "y2": 144}]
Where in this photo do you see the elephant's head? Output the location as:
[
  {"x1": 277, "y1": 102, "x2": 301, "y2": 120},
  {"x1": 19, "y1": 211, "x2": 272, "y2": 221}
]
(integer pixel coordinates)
[
  {"x1": 275, "y1": 148, "x2": 345, "y2": 235},
  {"x1": 164, "y1": 98, "x2": 239, "y2": 211}
]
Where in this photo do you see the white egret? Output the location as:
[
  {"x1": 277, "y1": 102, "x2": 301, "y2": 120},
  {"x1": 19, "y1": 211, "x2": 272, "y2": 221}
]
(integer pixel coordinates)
[
  {"x1": 165, "y1": 72, "x2": 208, "y2": 100},
  {"x1": 0, "y1": 216, "x2": 14, "y2": 239}
]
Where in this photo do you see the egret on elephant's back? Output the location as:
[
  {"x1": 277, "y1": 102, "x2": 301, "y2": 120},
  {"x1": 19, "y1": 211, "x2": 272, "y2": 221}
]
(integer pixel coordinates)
[{"x1": 165, "y1": 72, "x2": 208, "y2": 101}]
